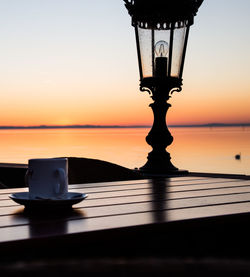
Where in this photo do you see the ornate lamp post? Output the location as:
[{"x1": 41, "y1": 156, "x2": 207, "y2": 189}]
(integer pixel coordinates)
[{"x1": 124, "y1": 0, "x2": 203, "y2": 174}]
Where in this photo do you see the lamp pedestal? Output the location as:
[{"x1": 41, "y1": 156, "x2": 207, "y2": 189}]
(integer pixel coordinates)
[{"x1": 140, "y1": 98, "x2": 187, "y2": 175}]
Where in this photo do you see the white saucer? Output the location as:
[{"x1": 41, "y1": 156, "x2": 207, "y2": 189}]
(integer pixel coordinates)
[{"x1": 9, "y1": 192, "x2": 88, "y2": 210}]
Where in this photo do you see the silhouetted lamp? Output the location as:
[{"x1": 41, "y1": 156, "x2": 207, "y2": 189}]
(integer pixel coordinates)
[{"x1": 124, "y1": 0, "x2": 203, "y2": 174}]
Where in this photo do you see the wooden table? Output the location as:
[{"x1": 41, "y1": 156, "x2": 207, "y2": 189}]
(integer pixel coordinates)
[{"x1": 1, "y1": 176, "x2": 250, "y2": 260}]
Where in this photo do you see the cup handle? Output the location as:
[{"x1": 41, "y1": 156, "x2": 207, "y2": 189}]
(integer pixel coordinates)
[
  {"x1": 25, "y1": 169, "x2": 33, "y2": 187},
  {"x1": 55, "y1": 168, "x2": 66, "y2": 195}
]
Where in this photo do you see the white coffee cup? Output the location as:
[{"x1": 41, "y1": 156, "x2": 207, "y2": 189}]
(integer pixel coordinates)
[{"x1": 26, "y1": 158, "x2": 68, "y2": 199}]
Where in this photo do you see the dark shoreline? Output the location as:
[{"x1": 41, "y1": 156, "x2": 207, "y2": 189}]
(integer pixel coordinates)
[
  {"x1": 0, "y1": 158, "x2": 144, "y2": 189},
  {"x1": 1, "y1": 158, "x2": 250, "y2": 189},
  {"x1": 0, "y1": 123, "x2": 249, "y2": 130}
]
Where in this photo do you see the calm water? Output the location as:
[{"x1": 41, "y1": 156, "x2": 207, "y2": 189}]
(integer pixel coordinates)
[{"x1": 0, "y1": 127, "x2": 249, "y2": 175}]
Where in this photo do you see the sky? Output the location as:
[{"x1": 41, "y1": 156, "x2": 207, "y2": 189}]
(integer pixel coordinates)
[{"x1": 0, "y1": 0, "x2": 250, "y2": 126}]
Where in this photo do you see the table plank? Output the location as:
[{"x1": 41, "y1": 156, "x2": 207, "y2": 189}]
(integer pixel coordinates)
[
  {"x1": 69, "y1": 179, "x2": 250, "y2": 194},
  {"x1": 1, "y1": 201, "x2": 250, "y2": 244},
  {"x1": 69, "y1": 177, "x2": 245, "y2": 189},
  {"x1": 1, "y1": 179, "x2": 250, "y2": 208},
  {"x1": 1, "y1": 187, "x2": 250, "y2": 228},
  {"x1": 1, "y1": 189, "x2": 250, "y2": 216},
  {"x1": 0, "y1": 178, "x2": 249, "y2": 200},
  {"x1": 0, "y1": 176, "x2": 241, "y2": 195}
]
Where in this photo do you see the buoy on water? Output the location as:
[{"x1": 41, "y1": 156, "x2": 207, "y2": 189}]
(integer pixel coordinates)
[{"x1": 235, "y1": 153, "x2": 241, "y2": 160}]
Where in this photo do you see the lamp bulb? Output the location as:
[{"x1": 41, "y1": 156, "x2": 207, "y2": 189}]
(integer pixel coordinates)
[{"x1": 155, "y1": 40, "x2": 169, "y2": 57}]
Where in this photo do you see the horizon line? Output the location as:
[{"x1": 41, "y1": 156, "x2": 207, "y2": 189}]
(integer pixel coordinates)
[{"x1": 0, "y1": 123, "x2": 249, "y2": 129}]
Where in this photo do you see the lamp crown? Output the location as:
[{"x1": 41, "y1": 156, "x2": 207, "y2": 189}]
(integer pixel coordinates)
[{"x1": 124, "y1": 0, "x2": 203, "y2": 29}]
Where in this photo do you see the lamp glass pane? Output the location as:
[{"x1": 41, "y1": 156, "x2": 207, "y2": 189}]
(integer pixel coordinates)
[
  {"x1": 138, "y1": 26, "x2": 172, "y2": 78},
  {"x1": 138, "y1": 27, "x2": 153, "y2": 78},
  {"x1": 171, "y1": 26, "x2": 187, "y2": 77}
]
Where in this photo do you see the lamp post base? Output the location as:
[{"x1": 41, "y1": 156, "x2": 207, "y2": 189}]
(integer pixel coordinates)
[
  {"x1": 137, "y1": 78, "x2": 188, "y2": 177},
  {"x1": 139, "y1": 150, "x2": 188, "y2": 176}
]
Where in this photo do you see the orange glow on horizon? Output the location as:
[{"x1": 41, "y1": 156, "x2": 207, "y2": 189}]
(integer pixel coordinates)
[
  {"x1": 0, "y1": 96, "x2": 249, "y2": 127},
  {"x1": 0, "y1": 79, "x2": 249, "y2": 127}
]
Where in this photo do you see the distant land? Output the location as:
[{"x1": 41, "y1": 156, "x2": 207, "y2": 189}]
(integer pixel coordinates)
[{"x1": 0, "y1": 123, "x2": 249, "y2": 129}]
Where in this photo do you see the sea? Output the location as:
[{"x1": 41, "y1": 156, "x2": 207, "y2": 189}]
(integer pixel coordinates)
[{"x1": 0, "y1": 126, "x2": 249, "y2": 175}]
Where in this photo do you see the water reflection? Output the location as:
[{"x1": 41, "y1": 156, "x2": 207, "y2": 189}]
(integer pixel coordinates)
[
  {"x1": 0, "y1": 128, "x2": 148, "y2": 169},
  {"x1": 170, "y1": 127, "x2": 250, "y2": 175},
  {"x1": 0, "y1": 127, "x2": 249, "y2": 175}
]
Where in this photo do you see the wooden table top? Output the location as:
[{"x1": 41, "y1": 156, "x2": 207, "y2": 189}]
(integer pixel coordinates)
[{"x1": 1, "y1": 176, "x2": 250, "y2": 258}]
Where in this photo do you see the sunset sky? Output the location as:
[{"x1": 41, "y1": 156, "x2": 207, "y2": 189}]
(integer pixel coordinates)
[{"x1": 0, "y1": 0, "x2": 250, "y2": 126}]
